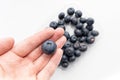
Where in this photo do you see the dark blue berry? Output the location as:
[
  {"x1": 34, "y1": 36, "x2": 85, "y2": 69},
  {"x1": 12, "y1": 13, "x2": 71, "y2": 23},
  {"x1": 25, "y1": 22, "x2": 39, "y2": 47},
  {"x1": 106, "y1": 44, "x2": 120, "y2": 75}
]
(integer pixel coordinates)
[
  {"x1": 76, "y1": 23, "x2": 83, "y2": 29},
  {"x1": 79, "y1": 18, "x2": 87, "y2": 23},
  {"x1": 64, "y1": 15, "x2": 71, "y2": 24},
  {"x1": 86, "y1": 25, "x2": 94, "y2": 31},
  {"x1": 68, "y1": 55, "x2": 76, "y2": 62},
  {"x1": 70, "y1": 35, "x2": 77, "y2": 43},
  {"x1": 74, "y1": 29, "x2": 82, "y2": 37},
  {"x1": 58, "y1": 20, "x2": 64, "y2": 25},
  {"x1": 75, "y1": 10, "x2": 82, "y2": 18},
  {"x1": 86, "y1": 18, "x2": 94, "y2": 26},
  {"x1": 82, "y1": 28, "x2": 89, "y2": 36},
  {"x1": 73, "y1": 41, "x2": 80, "y2": 49},
  {"x1": 58, "y1": 12, "x2": 65, "y2": 20},
  {"x1": 64, "y1": 31, "x2": 70, "y2": 40},
  {"x1": 67, "y1": 8, "x2": 75, "y2": 15},
  {"x1": 86, "y1": 36, "x2": 95, "y2": 44},
  {"x1": 41, "y1": 40, "x2": 57, "y2": 55},
  {"x1": 63, "y1": 41, "x2": 72, "y2": 49},
  {"x1": 65, "y1": 47, "x2": 74, "y2": 57},
  {"x1": 79, "y1": 36, "x2": 86, "y2": 42},
  {"x1": 79, "y1": 44, "x2": 87, "y2": 52},
  {"x1": 71, "y1": 18, "x2": 78, "y2": 25},
  {"x1": 61, "y1": 62, "x2": 69, "y2": 68},
  {"x1": 49, "y1": 21, "x2": 58, "y2": 29},
  {"x1": 74, "y1": 50, "x2": 81, "y2": 57},
  {"x1": 91, "y1": 30, "x2": 99, "y2": 37}
]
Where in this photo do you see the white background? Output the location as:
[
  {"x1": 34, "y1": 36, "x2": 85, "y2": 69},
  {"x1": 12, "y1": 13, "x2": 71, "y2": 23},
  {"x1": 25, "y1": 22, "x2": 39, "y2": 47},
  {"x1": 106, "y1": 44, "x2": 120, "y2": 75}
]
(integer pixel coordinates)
[{"x1": 0, "y1": 0, "x2": 120, "y2": 80}]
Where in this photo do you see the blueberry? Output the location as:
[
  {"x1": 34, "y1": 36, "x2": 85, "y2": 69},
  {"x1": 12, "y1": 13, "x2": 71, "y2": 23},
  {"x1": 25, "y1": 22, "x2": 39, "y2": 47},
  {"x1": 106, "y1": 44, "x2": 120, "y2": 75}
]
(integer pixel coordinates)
[
  {"x1": 67, "y1": 7, "x2": 75, "y2": 15},
  {"x1": 64, "y1": 31, "x2": 70, "y2": 40},
  {"x1": 76, "y1": 23, "x2": 83, "y2": 29},
  {"x1": 91, "y1": 30, "x2": 99, "y2": 37},
  {"x1": 58, "y1": 12, "x2": 65, "y2": 20},
  {"x1": 82, "y1": 28, "x2": 89, "y2": 36},
  {"x1": 70, "y1": 35, "x2": 77, "y2": 43},
  {"x1": 71, "y1": 18, "x2": 78, "y2": 25},
  {"x1": 61, "y1": 55, "x2": 68, "y2": 63},
  {"x1": 63, "y1": 41, "x2": 72, "y2": 49},
  {"x1": 58, "y1": 20, "x2": 64, "y2": 25},
  {"x1": 73, "y1": 41, "x2": 80, "y2": 49},
  {"x1": 79, "y1": 18, "x2": 87, "y2": 23},
  {"x1": 74, "y1": 50, "x2": 81, "y2": 57},
  {"x1": 75, "y1": 10, "x2": 82, "y2": 18},
  {"x1": 74, "y1": 29, "x2": 82, "y2": 37},
  {"x1": 86, "y1": 18, "x2": 94, "y2": 26},
  {"x1": 41, "y1": 40, "x2": 57, "y2": 55},
  {"x1": 68, "y1": 55, "x2": 76, "y2": 62},
  {"x1": 65, "y1": 47, "x2": 74, "y2": 57},
  {"x1": 61, "y1": 62, "x2": 69, "y2": 68},
  {"x1": 79, "y1": 44, "x2": 87, "y2": 52},
  {"x1": 49, "y1": 21, "x2": 58, "y2": 29},
  {"x1": 64, "y1": 15, "x2": 71, "y2": 24},
  {"x1": 79, "y1": 36, "x2": 86, "y2": 42},
  {"x1": 86, "y1": 25, "x2": 94, "y2": 31},
  {"x1": 58, "y1": 25, "x2": 66, "y2": 30},
  {"x1": 86, "y1": 36, "x2": 95, "y2": 44}
]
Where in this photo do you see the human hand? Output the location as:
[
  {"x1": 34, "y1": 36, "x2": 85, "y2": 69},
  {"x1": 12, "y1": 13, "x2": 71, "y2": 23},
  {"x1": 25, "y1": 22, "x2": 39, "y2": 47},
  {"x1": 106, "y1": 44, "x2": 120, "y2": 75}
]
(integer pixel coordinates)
[{"x1": 0, "y1": 28, "x2": 66, "y2": 80}]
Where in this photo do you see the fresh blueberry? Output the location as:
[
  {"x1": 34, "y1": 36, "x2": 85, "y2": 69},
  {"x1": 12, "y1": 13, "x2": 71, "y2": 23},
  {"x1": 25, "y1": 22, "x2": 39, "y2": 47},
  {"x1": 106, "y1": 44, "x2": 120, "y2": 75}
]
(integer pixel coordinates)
[
  {"x1": 82, "y1": 28, "x2": 89, "y2": 36},
  {"x1": 63, "y1": 41, "x2": 72, "y2": 49},
  {"x1": 70, "y1": 35, "x2": 77, "y2": 43},
  {"x1": 64, "y1": 31, "x2": 70, "y2": 40},
  {"x1": 76, "y1": 23, "x2": 83, "y2": 29},
  {"x1": 58, "y1": 25, "x2": 66, "y2": 30},
  {"x1": 41, "y1": 40, "x2": 57, "y2": 55},
  {"x1": 49, "y1": 21, "x2": 58, "y2": 29},
  {"x1": 58, "y1": 12, "x2": 65, "y2": 20},
  {"x1": 86, "y1": 18, "x2": 94, "y2": 26},
  {"x1": 67, "y1": 7, "x2": 75, "y2": 15},
  {"x1": 73, "y1": 41, "x2": 80, "y2": 49},
  {"x1": 65, "y1": 47, "x2": 74, "y2": 57},
  {"x1": 74, "y1": 50, "x2": 81, "y2": 57},
  {"x1": 71, "y1": 18, "x2": 78, "y2": 25},
  {"x1": 75, "y1": 10, "x2": 82, "y2": 18},
  {"x1": 91, "y1": 30, "x2": 99, "y2": 37},
  {"x1": 58, "y1": 20, "x2": 64, "y2": 25},
  {"x1": 61, "y1": 55, "x2": 68, "y2": 64},
  {"x1": 79, "y1": 44, "x2": 87, "y2": 52},
  {"x1": 61, "y1": 61, "x2": 69, "y2": 68},
  {"x1": 64, "y1": 15, "x2": 71, "y2": 24},
  {"x1": 68, "y1": 55, "x2": 76, "y2": 62},
  {"x1": 79, "y1": 18, "x2": 87, "y2": 23},
  {"x1": 86, "y1": 25, "x2": 94, "y2": 31},
  {"x1": 86, "y1": 36, "x2": 95, "y2": 44},
  {"x1": 74, "y1": 29, "x2": 82, "y2": 37},
  {"x1": 79, "y1": 36, "x2": 86, "y2": 42}
]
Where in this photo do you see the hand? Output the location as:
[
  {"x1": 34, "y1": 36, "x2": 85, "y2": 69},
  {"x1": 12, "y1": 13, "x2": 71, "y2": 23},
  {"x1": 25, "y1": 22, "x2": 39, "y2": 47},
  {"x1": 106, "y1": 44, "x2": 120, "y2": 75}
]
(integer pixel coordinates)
[{"x1": 0, "y1": 28, "x2": 66, "y2": 80}]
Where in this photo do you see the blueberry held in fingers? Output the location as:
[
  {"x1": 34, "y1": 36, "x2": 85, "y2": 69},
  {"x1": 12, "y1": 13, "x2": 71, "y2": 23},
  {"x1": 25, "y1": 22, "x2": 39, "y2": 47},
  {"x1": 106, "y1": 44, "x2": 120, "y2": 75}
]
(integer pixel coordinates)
[{"x1": 41, "y1": 40, "x2": 57, "y2": 55}]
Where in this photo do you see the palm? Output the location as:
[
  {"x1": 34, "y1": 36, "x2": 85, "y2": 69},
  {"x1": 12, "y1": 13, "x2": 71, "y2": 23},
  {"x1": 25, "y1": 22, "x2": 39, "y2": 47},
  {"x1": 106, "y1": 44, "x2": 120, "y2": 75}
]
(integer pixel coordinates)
[{"x1": 0, "y1": 28, "x2": 66, "y2": 80}]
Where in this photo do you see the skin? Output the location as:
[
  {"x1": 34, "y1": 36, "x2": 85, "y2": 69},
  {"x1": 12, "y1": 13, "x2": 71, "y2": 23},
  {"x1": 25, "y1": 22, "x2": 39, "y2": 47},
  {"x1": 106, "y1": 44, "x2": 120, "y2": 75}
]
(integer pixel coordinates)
[{"x1": 0, "y1": 28, "x2": 66, "y2": 80}]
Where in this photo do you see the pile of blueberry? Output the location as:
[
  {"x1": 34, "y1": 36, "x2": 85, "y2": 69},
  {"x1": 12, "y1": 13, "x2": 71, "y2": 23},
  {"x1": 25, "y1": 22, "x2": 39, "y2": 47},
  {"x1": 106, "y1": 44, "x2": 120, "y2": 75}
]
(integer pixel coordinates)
[{"x1": 49, "y1": 7, "x2": 99, "y2": 68}]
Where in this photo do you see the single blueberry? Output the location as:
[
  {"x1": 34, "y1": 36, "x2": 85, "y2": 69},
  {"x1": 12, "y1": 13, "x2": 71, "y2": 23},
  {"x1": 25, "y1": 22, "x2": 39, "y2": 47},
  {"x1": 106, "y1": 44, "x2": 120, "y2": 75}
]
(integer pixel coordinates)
[
  {"x1": 71, "y1": 18, "x2": 78, "y2": 25},
  {"x1": 86, "y1": 25, "x2": 94, "y2": 31},
  {"x1": 79, "y1": 44, "x2": 87, "y2": 52},
  {"x1": 86, "y1": 36, "x2": 95, "y2": 44},
  {"x1": 65, "y1": 47, "x2": 74, "y2": 57},
  {"x1": 75, "y1": 10, "x2": 82, "y2": 18},
  {"x1": 79, "y1": 18, "x2": 87, "y2": 23},
  {"x1": 74, "y1": 50, "x2": 81, "y2": 57},
  {"x1": 49, "y1": 21, "x2": 58, "y2": 29},
  {"x1": 82, "y1": 28, "x2": 89, "y2": 36},
  {"x1": 73, "y1": 41, "x2": 80, "y2": 49},
  {"x1": 64, "y1": 15, "x2": 71, "y2": 24},
  {"x1": 67, "y1": 7, "x2": 75, "y2": 15},
  {"x1": 68, "y1": 55, "x2": 76, "y2": 62},
  {"x1": 91, "y1": 30, "x2": 99, "y2": 37},
  {"x1": 86, "y1": 18, "x2": 94, "y2": 26},
  {"x1": 76, "y1": 23, "x2": 83, "y2": 29},
  {"x1": 74, "y1": 29, "x2": 82, "y2": 37},
  {"x1": 58, "y1": 12, "x2": 65, "y2": 20},
  {"x1": 41, "y1": 40, "x2": 57, "y2": 55},
  {"x1": 63, "y1": 41, "x2": 72, "y2": 49},
  {"x1": 70, "y1": 35, "x2": 77, "y2": 43},
  {"x1": 61, "y1": 62, "x2": 69, "y2": 68}
]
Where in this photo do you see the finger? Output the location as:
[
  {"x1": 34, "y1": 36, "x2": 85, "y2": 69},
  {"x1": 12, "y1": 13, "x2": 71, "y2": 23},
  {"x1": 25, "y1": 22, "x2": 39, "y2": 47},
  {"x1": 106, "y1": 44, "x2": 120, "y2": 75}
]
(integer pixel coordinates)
[
  {"x1": 11, "y1": 28, "x2": 55, "y2": 57},
  {"x1": 37, "y1": 49, "x2": 63, "y2": 80},
  {"x1": 33, "y1": 36, "x2": 66, "y2": 74},
  {"x1": 26, "y1": 28, "x2": 64, "y2": 61},
  {"x1": 0, "y1": 37, "x2": 14, "y2": 55}
]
